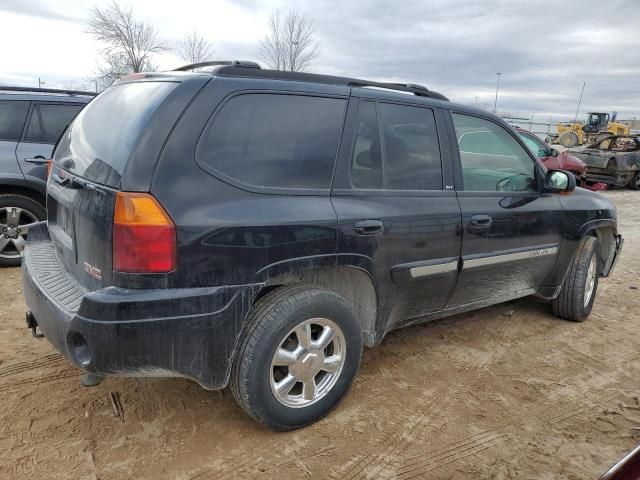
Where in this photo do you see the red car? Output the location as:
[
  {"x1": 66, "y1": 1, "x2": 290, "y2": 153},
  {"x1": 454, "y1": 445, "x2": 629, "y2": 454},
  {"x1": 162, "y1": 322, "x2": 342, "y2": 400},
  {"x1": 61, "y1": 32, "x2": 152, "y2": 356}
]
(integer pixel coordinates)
[{"x1": 515, "y1": 127, "x2": 590, "y2": 184}]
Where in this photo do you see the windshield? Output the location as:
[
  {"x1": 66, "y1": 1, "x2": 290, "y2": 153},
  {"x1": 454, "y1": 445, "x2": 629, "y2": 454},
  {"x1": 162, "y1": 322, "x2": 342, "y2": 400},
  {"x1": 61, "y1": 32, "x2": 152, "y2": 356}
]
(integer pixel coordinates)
[{"x1": 54, "y1": 81, "x2": 177, "y2": 187}]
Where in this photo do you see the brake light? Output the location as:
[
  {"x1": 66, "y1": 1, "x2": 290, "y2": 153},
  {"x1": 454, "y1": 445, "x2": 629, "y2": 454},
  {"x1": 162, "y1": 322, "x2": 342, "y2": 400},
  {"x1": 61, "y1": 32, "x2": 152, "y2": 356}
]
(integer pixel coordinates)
[
  {"x1": 47, "y1": 160, "x2": 53, "y2": 178},
  {"x1": 113, "y1": 192, "x2": 176, "y2": 273}
]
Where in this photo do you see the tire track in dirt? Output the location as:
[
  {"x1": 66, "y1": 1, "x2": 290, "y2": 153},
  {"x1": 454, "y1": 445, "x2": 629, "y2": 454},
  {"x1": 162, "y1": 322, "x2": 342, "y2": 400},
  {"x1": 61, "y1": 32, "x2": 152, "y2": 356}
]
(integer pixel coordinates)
[
  {"x1": 330, "y1": 386, "x2": 455, "y2": 480},
  {"x1": 0, "y1": 369, "x2": 78, "y2": 394},
  {"x1": 186, "y1": 445, "x2": 336, "y2": 479},
  {"x1": 0, "y1": 353, "x2": 64, "y2": 379},
  {"x1": 396, "y1": 430, "x2": 512, "y2": 479}
]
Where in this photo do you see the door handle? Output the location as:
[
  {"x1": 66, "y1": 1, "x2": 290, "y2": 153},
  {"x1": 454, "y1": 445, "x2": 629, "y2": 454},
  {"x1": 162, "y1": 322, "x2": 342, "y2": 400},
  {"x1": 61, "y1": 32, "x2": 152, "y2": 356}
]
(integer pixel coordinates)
[
  {"x1": 24, "y1": 156, "x2": 49, "y2": 164},
  {"x1": 469, "y1": 214, "x2": 492, "y2": 228},
  {"x1": 354, "y1": 219, "x2": 384, "y2": 236}
]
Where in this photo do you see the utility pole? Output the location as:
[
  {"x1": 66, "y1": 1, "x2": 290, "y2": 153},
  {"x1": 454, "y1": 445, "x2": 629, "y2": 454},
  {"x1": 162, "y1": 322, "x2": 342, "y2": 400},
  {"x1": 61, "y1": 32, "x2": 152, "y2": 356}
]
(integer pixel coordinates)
[
  {"x1": 38, "y1": 77, "x2": 45, "y2": 88},
  {"x1": 493, "y1": 73, "x2": 502, "y2": 114},
  {"x1": 474, "y1": 96, "x2": 479, "y2": 105},
  {"x1": 573, "y1": 81, "x2": 586, "y2": 125}
]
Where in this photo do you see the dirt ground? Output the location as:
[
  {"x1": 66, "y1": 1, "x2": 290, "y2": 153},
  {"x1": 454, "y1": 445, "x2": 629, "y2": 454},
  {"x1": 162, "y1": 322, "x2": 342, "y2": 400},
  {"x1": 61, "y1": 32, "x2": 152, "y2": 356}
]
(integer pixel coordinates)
[{"x1": 1, "y1": 191, "x2": 639, "y2": 480}]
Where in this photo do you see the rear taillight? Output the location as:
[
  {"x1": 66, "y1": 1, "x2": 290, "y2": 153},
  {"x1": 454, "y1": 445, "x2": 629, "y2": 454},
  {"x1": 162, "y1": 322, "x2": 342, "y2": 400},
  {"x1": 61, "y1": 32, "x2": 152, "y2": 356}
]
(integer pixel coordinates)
[
  {"x1": 113, "y1": 192, "x2": 176, "y2": 273},
  {"x1": 47, "y1": 160, "x2": 53, "y2": 178}
]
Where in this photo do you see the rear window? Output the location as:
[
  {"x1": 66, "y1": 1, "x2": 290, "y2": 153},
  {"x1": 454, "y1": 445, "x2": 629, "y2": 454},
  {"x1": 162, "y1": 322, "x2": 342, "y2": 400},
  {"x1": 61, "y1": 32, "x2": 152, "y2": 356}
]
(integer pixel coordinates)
[
  {"x1": 54, "y1": 81, "x2": 177, "y2": 186},
  {"x1": 199, "y1": 93, "x2": 346, "y2": 190}
]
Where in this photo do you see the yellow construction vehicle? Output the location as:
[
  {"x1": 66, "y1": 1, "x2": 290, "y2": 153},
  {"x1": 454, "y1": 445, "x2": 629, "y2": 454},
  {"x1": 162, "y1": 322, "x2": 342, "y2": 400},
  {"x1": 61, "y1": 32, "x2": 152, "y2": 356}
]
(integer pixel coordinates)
[{"x1": 552, "y1": 112, "x2": 630, "y2": 147}]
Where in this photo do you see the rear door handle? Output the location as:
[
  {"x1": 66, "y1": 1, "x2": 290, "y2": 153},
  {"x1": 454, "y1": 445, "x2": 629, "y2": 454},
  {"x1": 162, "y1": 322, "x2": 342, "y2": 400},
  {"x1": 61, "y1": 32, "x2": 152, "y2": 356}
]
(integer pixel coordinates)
[
  {"x1": 24, "y1": 156, "x2": 49, "y2": 164},
  {"x1": 354, "y1": 219, "x2": 384, "y2": 235},
  {"x1": 469, "y1": 214, "x2": 492, "y2": 228}
]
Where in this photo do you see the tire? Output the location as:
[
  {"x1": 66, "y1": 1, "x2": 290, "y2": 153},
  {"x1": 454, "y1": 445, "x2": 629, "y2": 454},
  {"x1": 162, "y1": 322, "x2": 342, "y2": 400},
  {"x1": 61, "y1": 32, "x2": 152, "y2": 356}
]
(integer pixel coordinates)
[
  {"x1": 230, "y1": 285, "x2": 363, "y2": 431},
  {"x1": 552, "y1": 236, "x2": 599, "y2": 322},
  {"x1": 559, "y1": 132, "x2": 579, "y2": 148},
  {"x1": 628, "y1": 172, "x2": 640, "y2": 191},
  {"x1": 0, "y1": 194, "x2": 46, "y2": 267}
]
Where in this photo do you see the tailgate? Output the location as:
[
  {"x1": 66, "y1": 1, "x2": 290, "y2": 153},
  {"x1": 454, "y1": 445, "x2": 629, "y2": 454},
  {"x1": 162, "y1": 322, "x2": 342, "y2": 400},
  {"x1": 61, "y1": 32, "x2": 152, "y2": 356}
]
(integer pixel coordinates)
[{"x1": 47, "y1": 169, "x2": 117, "y2": 289}]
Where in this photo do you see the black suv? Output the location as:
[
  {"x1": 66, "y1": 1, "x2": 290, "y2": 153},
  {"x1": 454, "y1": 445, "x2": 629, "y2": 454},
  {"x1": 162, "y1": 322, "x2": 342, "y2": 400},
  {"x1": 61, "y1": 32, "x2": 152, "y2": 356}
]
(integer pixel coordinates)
[
  {"x1": 0, "y1": 87, "x2": 93, "y2": 265},
  {"x1": 22, "y1": 62, "x2": 623, "y2": 430}
]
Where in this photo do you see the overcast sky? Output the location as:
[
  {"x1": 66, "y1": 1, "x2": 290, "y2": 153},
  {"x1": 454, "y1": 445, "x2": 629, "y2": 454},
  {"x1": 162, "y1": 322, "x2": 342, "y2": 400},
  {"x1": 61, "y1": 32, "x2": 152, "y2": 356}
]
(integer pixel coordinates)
[{"x1": 1, "y1": 0, "x2": 639, "y2": 120}]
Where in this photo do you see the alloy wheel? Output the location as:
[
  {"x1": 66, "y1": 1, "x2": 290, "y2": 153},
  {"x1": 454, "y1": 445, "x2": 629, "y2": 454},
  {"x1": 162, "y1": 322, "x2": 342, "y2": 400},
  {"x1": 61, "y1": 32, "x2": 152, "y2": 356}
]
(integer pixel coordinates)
[
  {"x1": 270, "y1": 317, "x2": 346, "y2": 408},
  {"x1": 584, "y1": 254, "x2": 597, "y2": 308},
  {"x1": 0, "y1": 207, "x2": 38, "y2": 260}
]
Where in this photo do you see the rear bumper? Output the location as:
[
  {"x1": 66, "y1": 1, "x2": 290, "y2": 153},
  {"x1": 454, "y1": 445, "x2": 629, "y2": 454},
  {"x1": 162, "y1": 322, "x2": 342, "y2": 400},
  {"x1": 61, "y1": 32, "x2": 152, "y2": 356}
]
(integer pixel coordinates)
[{"x1": 22, "y1": 224, "x2": 261, "y2": 389}]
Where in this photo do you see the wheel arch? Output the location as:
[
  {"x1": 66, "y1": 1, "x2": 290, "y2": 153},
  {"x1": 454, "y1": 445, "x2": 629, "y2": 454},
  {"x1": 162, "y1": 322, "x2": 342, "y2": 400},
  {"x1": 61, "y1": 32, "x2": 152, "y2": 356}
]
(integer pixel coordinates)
[
  {"x1": 580, "y1": 221, "x2": 618, "y2": 276},
  {"x1": 0, "y1": 181, "x2": 46, "y2": 208},
  {"x1": 253, "y1": 264, "x2": 379, "y2": 347}
]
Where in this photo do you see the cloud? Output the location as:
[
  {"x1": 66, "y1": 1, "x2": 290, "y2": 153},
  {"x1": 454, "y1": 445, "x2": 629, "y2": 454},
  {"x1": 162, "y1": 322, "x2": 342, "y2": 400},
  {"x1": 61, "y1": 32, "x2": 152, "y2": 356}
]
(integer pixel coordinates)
[
  {"x1": 0, "y1": 0, "x2": 83, "y2": 23},
  {"x1": 1, "y1": 0, "x2": 638, "y2": 118}
]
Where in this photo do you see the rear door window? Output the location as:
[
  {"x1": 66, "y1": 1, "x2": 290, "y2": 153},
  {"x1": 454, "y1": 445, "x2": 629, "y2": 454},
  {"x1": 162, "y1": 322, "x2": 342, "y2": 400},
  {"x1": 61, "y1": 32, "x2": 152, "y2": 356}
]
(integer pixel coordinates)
[
  {"x1": 199, "y1": 93, "x2": 347, "y2": 190},
  {"x1": 0, "y1": 100, "x2": 30, "y2": 141},
  {"x1": 24, "y1": 107, "x2": 44, "y2": 142},
  {"x1": 350, "y1": 100, "x2": 443, "y2": 190},
  {"x1": 38, "y1": 104, "x2": 83, "y2": 143},
  {"x1": 54, "y1": 81, "x2": 177, "y2": 187}
]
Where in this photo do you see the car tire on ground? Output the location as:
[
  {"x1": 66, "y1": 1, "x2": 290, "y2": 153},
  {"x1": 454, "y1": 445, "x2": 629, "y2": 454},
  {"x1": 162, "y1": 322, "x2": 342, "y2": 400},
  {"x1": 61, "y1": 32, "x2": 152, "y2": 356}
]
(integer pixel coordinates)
[
  {"x1": 230, "y1": 285, "x2": 363, "y2": 431},
  {"x1": 628, "y1": 173, "x2": 640, "y2": 191},
  {"x1": 0, "y1": 194, "x2": 46, "y2": 267},
  {"x1": 552, "y1": 236, "x2": 600, "y2": 322}
]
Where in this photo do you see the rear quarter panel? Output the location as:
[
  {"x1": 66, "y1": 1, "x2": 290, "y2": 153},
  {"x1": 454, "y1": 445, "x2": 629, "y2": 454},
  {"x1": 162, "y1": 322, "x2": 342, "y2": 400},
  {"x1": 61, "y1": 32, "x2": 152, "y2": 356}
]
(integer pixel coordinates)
[{"x1": 149, "y1": 77, "x2": 348, "y2": 289}]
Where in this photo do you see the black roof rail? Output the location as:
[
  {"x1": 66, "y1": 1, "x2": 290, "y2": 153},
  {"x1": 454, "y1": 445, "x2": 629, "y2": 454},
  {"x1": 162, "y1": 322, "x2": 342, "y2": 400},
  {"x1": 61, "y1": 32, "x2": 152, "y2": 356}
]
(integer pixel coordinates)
[
  {"x1": 0, "y1": 86, "x2": 97, "y2": 96},
  {"x1": 348, "y1": 80, "x2": 448, "y2": 101},
  {"x1": 173, "y1": 60, "x2": 261, "y2": 72},
  {"x1": 211, "y1": 66, "x2": 449, "y2": 101}
]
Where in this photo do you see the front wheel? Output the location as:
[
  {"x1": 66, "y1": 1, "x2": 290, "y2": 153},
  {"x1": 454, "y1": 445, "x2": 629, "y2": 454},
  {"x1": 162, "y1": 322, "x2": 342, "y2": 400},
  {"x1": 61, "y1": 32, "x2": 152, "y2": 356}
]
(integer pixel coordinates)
[
  {"x1": 552, "y1": 236, "x2": 599, "y2": 322},
  {"x1": 230, "y1": 286, "x2": 362, "y2": 431}
]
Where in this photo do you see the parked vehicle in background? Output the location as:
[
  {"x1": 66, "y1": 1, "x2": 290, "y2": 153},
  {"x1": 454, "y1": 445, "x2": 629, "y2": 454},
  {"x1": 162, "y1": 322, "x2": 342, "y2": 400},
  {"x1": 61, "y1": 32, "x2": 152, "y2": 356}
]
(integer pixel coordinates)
[
  {"x1": 569, "y1": 135, "x2": 640, "y2": 189},
  {"x1": 21, "y1": 61, "x2": 623, "y2": 430},
  {"x1": 0, "y1": 87, "x2": 94, "y2": 266},
  {"x1": 551, "y1": 112, "x2": 630, "y2": 147},
  {"x1": 515, "y1": 127, "x2": 588, "y2": 184}
]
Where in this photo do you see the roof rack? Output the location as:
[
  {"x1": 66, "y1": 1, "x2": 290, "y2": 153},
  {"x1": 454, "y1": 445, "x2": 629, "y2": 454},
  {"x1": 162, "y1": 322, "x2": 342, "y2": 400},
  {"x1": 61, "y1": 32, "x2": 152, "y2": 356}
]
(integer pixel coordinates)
[
  {"x1": 347, "y1": 80, "x2": 447, "y2": 100},
  {"x1": 173, "y1": 60, "x2": 261, "y2": 72},
  {"x1": 0, "y1": 86, "x2": 96, "y2": 96},
  {"x1": 211, "y1": 66, "x2": 449, "y2": 101}
]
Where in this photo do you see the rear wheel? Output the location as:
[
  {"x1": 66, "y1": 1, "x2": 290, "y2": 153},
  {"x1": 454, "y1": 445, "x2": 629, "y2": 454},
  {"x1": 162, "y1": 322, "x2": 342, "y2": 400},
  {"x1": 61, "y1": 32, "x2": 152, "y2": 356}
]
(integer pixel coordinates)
[
  {"x1": 552, "y1": 236, "x2": 599, "y2": 322},
  {"x1": 0, "y1": 194, "x2": 45, "y2": 267},
  {"x1": 628, "y1": 172, "x2": 640, "y2": 190},
  {"x1": 230, "y1": 286, "x2": 362, "y2": 430}
]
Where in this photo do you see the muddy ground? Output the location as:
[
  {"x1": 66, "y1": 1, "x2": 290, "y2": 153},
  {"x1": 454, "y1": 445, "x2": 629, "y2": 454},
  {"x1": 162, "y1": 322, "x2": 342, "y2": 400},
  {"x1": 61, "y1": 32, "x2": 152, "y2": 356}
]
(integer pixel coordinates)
[{"x1": 1, "y1": 190, "x2": 639, "y2": 480}]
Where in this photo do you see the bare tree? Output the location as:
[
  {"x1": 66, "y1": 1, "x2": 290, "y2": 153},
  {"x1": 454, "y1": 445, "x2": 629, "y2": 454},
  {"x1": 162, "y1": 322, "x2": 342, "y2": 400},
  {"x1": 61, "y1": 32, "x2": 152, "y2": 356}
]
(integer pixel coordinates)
[
  {"x1": 259, "y1": 10, "x2": 319, "y2": 72},
  {"x1": 177, "y1": 31, "x2": 214, "y2": 65},
  {"x1": 88, "y1": 1, "x2": 167, "y2": 88}
]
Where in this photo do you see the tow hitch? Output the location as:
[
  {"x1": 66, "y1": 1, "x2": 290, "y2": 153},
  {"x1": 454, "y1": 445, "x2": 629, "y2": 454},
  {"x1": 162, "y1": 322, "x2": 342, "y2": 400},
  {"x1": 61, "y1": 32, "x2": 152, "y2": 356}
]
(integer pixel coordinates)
[{"x1": 26, "y1": 311, "x2": 44, "y2": 338}]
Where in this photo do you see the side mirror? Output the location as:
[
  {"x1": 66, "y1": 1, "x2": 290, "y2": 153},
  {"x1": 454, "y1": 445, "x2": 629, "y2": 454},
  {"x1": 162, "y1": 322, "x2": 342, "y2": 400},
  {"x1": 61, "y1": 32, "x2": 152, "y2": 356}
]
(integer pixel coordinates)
[
  {"x1": 549, "y1": 148, "x2": 559, "y2": 157},
  {"x1": 545, "y1": 169, "x2": 576, "y2": 193}
]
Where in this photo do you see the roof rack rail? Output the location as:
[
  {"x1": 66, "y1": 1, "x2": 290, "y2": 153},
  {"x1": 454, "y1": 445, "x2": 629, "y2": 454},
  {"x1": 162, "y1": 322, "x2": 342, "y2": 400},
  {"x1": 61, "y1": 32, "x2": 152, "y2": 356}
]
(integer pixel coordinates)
[
  {"x1": 173, "y1": 60, "x2": 261, "y2": 72},
  {"x1": 348, "y1": 80, "x2": 448, "y2": 101},
  {"x1": 0, "y1": 86, "x2": 96, "y2": 96},
  {"x1": 210, "y1": 66, "x2": 449, "y2": 101}
]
